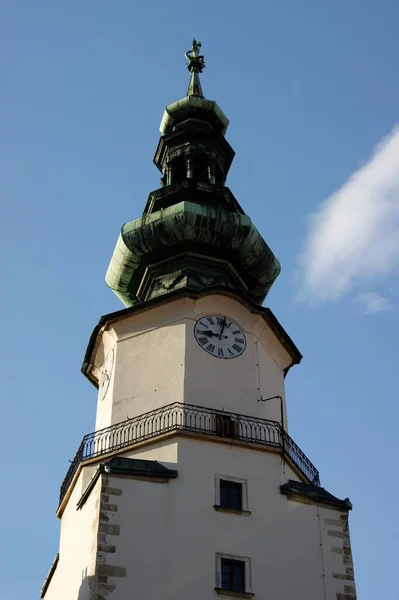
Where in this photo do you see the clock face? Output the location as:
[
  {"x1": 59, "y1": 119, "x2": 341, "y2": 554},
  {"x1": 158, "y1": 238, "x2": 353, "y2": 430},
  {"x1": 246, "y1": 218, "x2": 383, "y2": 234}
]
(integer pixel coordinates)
[
  {"x1": 194, "y1": 315, "x2": 246, "y2": 359},
  {"x1": 99, "y1": 346, "x2": 115, "y2": 401}
]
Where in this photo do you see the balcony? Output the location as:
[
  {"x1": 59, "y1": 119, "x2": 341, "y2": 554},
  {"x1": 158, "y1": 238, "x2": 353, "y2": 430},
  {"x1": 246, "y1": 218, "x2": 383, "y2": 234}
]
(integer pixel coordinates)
[{"x1": 59, "y1": 402, "x2": 320, "y2": 506}]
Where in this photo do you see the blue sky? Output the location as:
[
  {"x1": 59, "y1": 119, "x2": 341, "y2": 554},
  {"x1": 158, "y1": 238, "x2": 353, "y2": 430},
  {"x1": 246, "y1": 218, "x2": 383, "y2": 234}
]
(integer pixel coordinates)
[{"x1": 1, "y1": 1, "x2": 398, "y2": 598}]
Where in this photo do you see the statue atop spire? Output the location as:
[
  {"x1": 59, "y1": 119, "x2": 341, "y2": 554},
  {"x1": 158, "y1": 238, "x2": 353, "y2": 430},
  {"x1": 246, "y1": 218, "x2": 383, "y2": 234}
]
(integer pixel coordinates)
[
  {"x1": 185, "y1": 39, "x2": 205, "y2": 97},
  {"x1": 185, "y1": 39, "x2": 205, "y2": 73}
]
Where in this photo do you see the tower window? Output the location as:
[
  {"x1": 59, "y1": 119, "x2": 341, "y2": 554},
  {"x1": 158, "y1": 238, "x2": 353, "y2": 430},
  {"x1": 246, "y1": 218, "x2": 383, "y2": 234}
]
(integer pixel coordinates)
[
  {"x1": 220, "y1": 480, "x2": 242, "y2": 511},
  {"x1": 214, "y1": 474, "x2": 250, "y2": 514},
  {"x1": 193, "y1": 154, "x2": 210, "y2": 182},
  {"x1": 221, "y1": 559, "x2": 245, "y2": 592},
  {"x1": 215, "y1": 414, "x2": 239, "y2": 438},
  {"x1": 215, "y1": 553, "x2": 253, "y2": 598},
  {"x1": 170, "y1": 156, "x2": 186, "y2": 184}
]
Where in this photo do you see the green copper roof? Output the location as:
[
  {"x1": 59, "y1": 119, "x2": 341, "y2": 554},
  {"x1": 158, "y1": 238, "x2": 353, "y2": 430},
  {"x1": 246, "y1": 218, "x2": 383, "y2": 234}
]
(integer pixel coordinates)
[
  {"x1": 160, "y1": 95, "x2": 229, "y2": 135},
  {"x1": 280, "y1": 481, "x2": 353, "y2": 511},
  {"x1": 102, "y1": 456, "x2": 178, "y2": 478},
  {"x1": 105, "y1": 201, "x2": 280, "y2": 307},
  {"x1": 105, "y1": 41, "x2": 281, "y2": 308},
  {"x1": 160, "y1": 39, "x2": 229, "y2": 135}
]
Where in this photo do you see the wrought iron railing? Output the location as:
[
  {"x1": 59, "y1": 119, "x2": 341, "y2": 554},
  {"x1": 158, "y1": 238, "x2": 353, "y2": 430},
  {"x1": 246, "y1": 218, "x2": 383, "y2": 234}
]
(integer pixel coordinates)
[{"x1": 59, "y1": 402, "x2": 320, "y2": 505}]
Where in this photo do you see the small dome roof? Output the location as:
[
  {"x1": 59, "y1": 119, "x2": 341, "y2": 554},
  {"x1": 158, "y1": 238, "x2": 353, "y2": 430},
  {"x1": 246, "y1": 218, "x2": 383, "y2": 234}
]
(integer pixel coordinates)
[
  {"x1": 160, "y1": 39, "x2": 229, "y2": 136},
  {"x1": 160, "y1": 95, "x2": 229, "y2": 135}
]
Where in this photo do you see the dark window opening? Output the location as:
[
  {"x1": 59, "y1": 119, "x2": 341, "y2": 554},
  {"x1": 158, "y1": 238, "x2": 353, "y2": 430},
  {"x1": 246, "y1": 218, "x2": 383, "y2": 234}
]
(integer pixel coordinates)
[
  {"x1": 215, "y1": 415, "x2": 239, "y2": 438},
  {"x1": 221, "y1": 559, "x2": 245, "y2": 593},
  {"x1": 170, "y1": 157, "x2": 186, "y2": 184},
  {"x1": 192, "y1": 155, "x2": 209, "y2": 182},
  {"x1": 220, "y1": 480, "x2": 243, "y2": 511},
  {"x1": 215, "y1": 165, "x2": 224, "y2": 184}
]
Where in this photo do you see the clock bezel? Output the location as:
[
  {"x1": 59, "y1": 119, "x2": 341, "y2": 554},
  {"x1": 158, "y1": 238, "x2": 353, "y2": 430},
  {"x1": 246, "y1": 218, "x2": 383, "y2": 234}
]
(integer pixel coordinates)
[
  {"x1": 99, "y1": 346, "x2": 115, "y2": 400},
  {"x1": 193, "y1": 314, "x2": 247, "y2": 359}
]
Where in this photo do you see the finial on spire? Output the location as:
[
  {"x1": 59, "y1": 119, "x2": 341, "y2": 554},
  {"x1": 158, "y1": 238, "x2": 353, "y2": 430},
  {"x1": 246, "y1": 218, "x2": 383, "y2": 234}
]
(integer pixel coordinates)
[
  {"x1": 185, "y1": 39, "x2": 205, "y2": 97},
  {"x1": 185, "y1": 39, "x2": 205, "y2": 73}
]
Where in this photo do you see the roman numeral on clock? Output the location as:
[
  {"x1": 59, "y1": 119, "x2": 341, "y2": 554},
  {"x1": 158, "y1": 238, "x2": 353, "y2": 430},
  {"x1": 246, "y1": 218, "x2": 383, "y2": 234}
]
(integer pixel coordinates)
[
  {"x1": 232, "y1": 344, "x2": 242, "y2": 353},
  {"x1": 198, "y1": 336, "x2": 208, "y2": 345},
  {"x1": 218, "y1": 348, "x2": 224, "y2": 357},
  {"x1": 206, "y1": 343, "x2": 215, "y2": 353}
]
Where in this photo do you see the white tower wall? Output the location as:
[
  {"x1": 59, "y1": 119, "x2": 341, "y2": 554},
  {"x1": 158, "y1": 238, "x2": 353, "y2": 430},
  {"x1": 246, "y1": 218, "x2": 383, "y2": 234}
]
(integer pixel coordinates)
[
  {"x1": 93, "y1": 295, "x2": 290, "y2": 431},
  {"x1": 45, "y1": 436, "x2": 355, "y2": 600}
]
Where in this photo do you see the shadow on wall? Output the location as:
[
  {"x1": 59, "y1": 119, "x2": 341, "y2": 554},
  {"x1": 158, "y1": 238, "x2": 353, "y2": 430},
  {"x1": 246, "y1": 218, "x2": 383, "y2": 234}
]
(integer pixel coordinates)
[
  {"x1": 77, "y1": 571, "x2": 117, "y2": 600},
  {"x1": 77, "y1": 573, "x2": 95, "y2": 600}
]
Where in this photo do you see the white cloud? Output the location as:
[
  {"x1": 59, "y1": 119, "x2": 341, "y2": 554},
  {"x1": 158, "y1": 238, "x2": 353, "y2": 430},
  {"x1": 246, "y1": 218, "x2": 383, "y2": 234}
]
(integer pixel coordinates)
[
  {"x1": 357, "y1": 292, "x2": 393, "y2": 314},
  {"x1": 299, "y1": 126, "x2": 399, "y2": 305}
]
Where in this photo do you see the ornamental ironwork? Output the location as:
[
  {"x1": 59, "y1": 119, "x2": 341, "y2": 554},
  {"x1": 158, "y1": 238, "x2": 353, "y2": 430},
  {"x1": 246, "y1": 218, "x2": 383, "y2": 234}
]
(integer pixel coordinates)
[{"x1": 59, "y1": 402, "x2": 320, "y2": 505}]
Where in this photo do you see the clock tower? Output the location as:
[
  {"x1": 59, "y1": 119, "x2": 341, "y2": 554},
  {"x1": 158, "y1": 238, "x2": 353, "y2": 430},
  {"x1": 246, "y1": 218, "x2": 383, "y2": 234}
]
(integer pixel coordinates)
[{"x1": 41, "y1": 41, "x2": 357, "y2": 600}]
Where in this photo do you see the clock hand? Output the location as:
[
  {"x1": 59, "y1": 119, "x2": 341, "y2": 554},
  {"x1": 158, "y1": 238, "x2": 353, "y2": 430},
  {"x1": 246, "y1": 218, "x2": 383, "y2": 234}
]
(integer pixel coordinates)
[
  {"x1": 197, "y1": 329, "x2": 228, "y2": 339},
  {"x1": 219, "y1": 316, "x2": 227, "y2": 339}
]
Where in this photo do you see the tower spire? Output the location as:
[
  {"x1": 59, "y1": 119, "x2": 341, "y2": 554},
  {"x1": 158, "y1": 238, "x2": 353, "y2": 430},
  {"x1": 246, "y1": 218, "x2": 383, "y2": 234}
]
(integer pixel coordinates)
[
  {"x1": 105, "y1": 39, "x2": 282, "y2": 308},
  {"x1": 185, "y1": 38, "x2": 205, "y2": 97}
]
